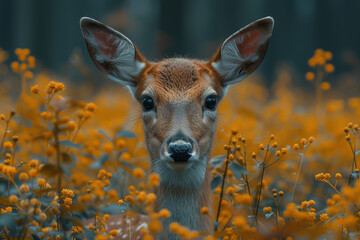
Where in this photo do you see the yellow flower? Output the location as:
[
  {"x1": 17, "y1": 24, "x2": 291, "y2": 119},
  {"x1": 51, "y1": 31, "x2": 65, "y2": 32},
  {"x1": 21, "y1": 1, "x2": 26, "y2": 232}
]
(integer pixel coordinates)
[
  {"x1": 85, "y1": 102, "x2": 97, "y2": 112},
  {"x1": 169, "y1": 222, "x2": 180, "y2": 232},
  {"x1": 132, "y1": 168, "x2": 145, "y2": 179},
  {"x1": 37, "y1": 178, "x2": 46, "y2": 187},
  {"x1": 28, "y1": 56, "x2": 36, "y2": 68},
  {"x1": 159, "y1": 209, "x2": 171, "y2": 218},
  {"x1": 232, "y1": 216, "x2": 247, "y2": 228},
  {"x1": 108, "y1": 230, "x2": 118, "y2": 237},
  {"x1": 9, "y1": 195, "x2": 18, "y2": 204},
  {"x1": 321, "y1": 82, "x2": 331, "y2": 91},
  {"x1": 335, "y1": 173, "x2": 342, "y2": 180},
  {"x1": 30, "y1": 85, "x2": 39, "y2": 94},
  {"x1": 263, "y1": 206, "x2": 272, "y2": 213},
  {"x1": 11, "y1": 61, "x2": 19, "y2": 72},
  {"x1": 325, "y1": 63, "x2": 334, "y2": 73},
  {"x1": 148, "y1": 220, "x2": 162, "y2": 233},
  {"x1": 305, "y1": 72, "x2": 315, "y2": 81},
  {"x1": 24, "y1": 71, "x2": 33, "y2": 79},
  {"x1": 19, "y1": 172, "x2": 29, "y2": 182},
  {"x1": 319, "y1": 213, "x2": 329, "y2": 221},
  {"x1": 3, "y1": 141, "x2": 13, "y2": 149},
  {"x1": 201, "y1": 206, "x2": 208, "y2": 214},
  {"x1": 145, "y1": 193, "x2": 157, "y2": 204}
]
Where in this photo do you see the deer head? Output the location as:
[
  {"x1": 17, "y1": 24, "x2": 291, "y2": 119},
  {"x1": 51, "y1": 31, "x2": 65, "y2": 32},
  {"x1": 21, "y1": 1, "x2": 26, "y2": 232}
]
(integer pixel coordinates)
[{"x1": 80, "y1": 16, "x2": 273, "y2": 234}]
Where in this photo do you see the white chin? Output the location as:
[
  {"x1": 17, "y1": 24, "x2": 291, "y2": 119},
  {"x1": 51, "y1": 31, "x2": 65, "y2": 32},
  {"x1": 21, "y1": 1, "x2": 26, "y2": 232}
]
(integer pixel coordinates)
[{"x1": 166, "y1": 161, "x2": 193, "y2": 171}]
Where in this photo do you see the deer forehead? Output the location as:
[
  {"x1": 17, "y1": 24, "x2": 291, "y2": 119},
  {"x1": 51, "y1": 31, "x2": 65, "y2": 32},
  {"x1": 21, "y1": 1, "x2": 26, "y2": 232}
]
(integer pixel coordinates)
[{"x1": 136, "y1": 58, "x2": 222, "y2": 103}]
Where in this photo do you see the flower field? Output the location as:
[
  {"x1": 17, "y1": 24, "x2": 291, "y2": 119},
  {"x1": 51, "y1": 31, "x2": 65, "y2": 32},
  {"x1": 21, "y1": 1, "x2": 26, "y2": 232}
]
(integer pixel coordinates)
[{"x1": 0, "y1": 47, "x2": 359, "y2": 239}]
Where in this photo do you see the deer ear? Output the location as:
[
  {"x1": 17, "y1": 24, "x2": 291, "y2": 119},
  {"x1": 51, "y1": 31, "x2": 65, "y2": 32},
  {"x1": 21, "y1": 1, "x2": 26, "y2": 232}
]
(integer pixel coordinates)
[
  {"x1": 210, "y1": 17, "x2": 274, "y2": 86},
  {"x1": 80, "y1": 17, "x2": 147, "y2": 87}
]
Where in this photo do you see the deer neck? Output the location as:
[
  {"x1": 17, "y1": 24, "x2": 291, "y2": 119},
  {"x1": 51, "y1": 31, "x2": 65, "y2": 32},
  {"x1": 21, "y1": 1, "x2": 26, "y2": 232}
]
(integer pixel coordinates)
[{"x1": 154, "y1": 162, "x2": 213, "y2": 238}]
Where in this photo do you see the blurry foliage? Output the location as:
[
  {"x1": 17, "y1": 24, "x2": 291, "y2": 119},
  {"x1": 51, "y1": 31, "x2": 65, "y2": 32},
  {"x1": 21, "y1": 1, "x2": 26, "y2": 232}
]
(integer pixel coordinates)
[{"x1": 0, "y1": 47, "x2": 359, "y2": 240}]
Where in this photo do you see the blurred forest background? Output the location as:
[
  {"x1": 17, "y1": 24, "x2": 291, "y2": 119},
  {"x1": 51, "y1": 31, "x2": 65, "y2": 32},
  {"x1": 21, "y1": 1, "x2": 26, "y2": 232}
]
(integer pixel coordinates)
[{"x1": 0, "y1": 0, "x2": 360, "y2": 86}]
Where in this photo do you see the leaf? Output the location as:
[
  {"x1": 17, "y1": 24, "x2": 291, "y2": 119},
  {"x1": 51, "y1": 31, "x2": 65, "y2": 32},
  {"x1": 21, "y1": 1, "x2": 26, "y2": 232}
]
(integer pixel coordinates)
[
  {"x1": 213, "y1": 221, "x2": 220, "y2": 231},
  {"x1": 97, "y1": 129, "x2": 112, "y2": 141},
  {"x1": 265, "y1": 212, "x2": 274, "y2": 220},
  {"x1": 90, "y1": 154, "x2": 109, "y2": 170},
  {"x1": 59, "y1": 140, "x2": 81, "y2": 149},
  {"x1": 229, "y1": 161, "x2": 249, "y2": 180},
  {"x1": 100, "y1": 203, "x2": 128, "y2": 214},
  {"x1": 0, "y1": 213, "x2": 19, "y2": 234},
  {"x1": 209, "y1": 155, "x2": 226, "y2": 168},
  {"x1": 115, "y1": 130, "x2": 136, "y2": 139},
  {"x1": 210, "y1": 175, "x2": 222, "y2": 191}
]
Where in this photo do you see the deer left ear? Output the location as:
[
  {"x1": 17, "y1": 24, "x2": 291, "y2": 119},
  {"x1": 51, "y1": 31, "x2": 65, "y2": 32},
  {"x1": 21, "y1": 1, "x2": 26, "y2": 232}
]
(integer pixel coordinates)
[{"x1": 210, "y1": 17, "x2": 274, "y2": 86}]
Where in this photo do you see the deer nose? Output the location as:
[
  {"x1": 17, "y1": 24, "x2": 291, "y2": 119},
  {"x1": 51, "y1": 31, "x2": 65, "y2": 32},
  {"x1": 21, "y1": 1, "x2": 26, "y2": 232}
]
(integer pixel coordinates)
[{"x1": 168, "y1": 141, "x2": 193, "y2": 162}]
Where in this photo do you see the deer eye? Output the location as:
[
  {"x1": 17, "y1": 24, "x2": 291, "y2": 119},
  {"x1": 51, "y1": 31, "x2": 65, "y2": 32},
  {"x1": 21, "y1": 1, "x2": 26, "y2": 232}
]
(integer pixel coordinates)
[
  {"x1": 204, "y1": 95, "x2": 217, "y2": 110},
  {"x1": 142, "y1": 97, "x2": 155, "y2": 111}
]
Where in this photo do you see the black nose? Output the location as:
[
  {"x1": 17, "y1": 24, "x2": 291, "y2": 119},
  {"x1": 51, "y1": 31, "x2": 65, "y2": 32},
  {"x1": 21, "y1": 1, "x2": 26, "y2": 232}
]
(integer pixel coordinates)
[{"x1": 168, "y1": 141, "x2": 192, "y2": 162}]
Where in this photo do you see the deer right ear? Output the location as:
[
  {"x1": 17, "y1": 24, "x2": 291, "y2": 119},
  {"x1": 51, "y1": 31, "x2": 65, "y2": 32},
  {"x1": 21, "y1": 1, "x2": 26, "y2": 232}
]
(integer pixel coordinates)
[
  {"x1": 210, "y1": 17, "x2": 274, "y2": 87},
  {"x1": 80, "y1": 17, "x2": 147, "y2": 87}
]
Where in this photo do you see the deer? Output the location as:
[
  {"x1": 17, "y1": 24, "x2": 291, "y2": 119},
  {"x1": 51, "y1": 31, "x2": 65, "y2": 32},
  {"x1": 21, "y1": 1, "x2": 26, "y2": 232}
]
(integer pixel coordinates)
[{"x1": 80, "y1": 16, "x2": 274, "y2": 239}]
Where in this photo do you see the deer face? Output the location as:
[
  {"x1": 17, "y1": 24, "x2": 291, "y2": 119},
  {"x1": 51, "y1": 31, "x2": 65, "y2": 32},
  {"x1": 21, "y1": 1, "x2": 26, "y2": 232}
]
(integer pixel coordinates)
[{"x1": 80, "y1": 17, "x2": 273, "y2": 188}]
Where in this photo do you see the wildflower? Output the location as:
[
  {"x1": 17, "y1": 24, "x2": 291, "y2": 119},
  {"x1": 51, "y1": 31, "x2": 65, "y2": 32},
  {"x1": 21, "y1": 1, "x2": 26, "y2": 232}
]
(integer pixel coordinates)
[
  {"x1": 122, "y1": 152, "x2": 131, "y2": 161},
  {"x1": 319, "y1": 213, "x2": 329, "y2": 221},
  {"x1": 30, "y1": 198, "x2": 38, "y2": 206},
  {"x1": 279, "y1": 191, "x2": 284, "y2": 196},
  {"x1": 232, "y1": 216, "x2": 247, "y2": 228},
  {"x1": 148, "y1": 220, "x2": 162, "y2": 233},
  {"x1": 102, "y1": 142, "x2": 113, "y2": 153},
  {"x1": 169, "y1": 222, "x2": 180, "y2": 232},
  {"x1": 321, "y1": 82, "x2": 331, "y2": 91},
  {"x1": 159, "y1": 209, "x2": 171, "y2": 218},
  {"x1": 109, "y1": 230, "x2": 118, "y2": 237},
  {"x1": 335, "y1": 173, "x2": 342, "y2": 180},
  {"x1": 28, "y1": 56, "x2": 35, "y2": 68},
  {"x1": 118, "y1": 199, "x2": 124, "y2": 205},
  {"x1": 62, "y1": 189, "x2": 74, "y2": 198},
  {"x1": 20, "y1": 184, "x2": 30, "y2": 193},
  {"x1": 281, "y1": 147, "x2": 288, "y2": 154},
  {"x1": 324, "y1": 51, "x2": 332, "y2": 60},
  {"x1": 28, "y1": 169, "x2": 39, "y2": 178},
  {"x1": 325, "y1": 64, "x2": 334, "y2": 73},
  {"x1": 233, "y1": 193, "x2": 252, "y2": 205},
  {"x1": 315, "y1": 173, "x2": 325, "y2": 181},
  {"x1": 0, "y1": 114, "x2": 5, "y2": 120},
  {"x1": 308, "y1": 200, "x2": 315, "y2": 206},
  {"x1": 67, "y1": 121, "x2": 77, "y2": 131},
  {"x1": 85, "y1": 102, "x2": 97, "y2": 112},
  {"x1": 37, "y1": 178, "x2": 46, "y2": 187},
  {"x1": 11, "y1": 61, "x2": 19, "y2": 72},
  {"x1": 292, "y1": 143, "x2": 299, "y2": 150},
  {"x1": 225, "y1": 186, "x2": 235, "y2": 194},
  {"x1": 308, "y1": 136, "x2": 315, "y2": 143},
  {"x1": 263, "y1": 206, "x2": 272, "y2": 213},
  {"x1": 24, "y1": 71, "x2": 33, "y2": 79},
  {"x1": 3, "y1": 141, "x2": 13, "y2": 149},
  {"x1": 305, "y1": 72, "x2": 315, "y2": 81},
  {"x1": 9, "y1": 195, "x2": 18, "y2": 204},
  {"x1": 145, "y1": 193, "x2": 157, "y2": 204},
  {"x1": 19, "y1": 172, "x2": 29, "y2": 182},
  {"x1": 354, "y1": 124, "x2": 359, "y2": 131},
  {"x1": 201, "y1": 207, "x2": 208, "y2": 214},
  {"x1": 20, "y1": 63, "x2": 27, "y2": 71},
  {"x1": 132, "y1": 168, "x2": 145, "y2": 178},
  {"x1": 259, "y1": 143, "x2": 265, "y2": 150},
  {"x1": 137, "y1": 191, "x2": 146, "y2": 202},
  {"x1": 324, "y1": 173, "x2": 331, "y2": 180},
  {"x1": 143, "y1": 235, "x2": 153, "y2": 240},
  {"x1": 54, "y1": 82, "x2": 65, "y2": 92},
  {"x1": 251, "y1": 152, "x2": 256, "y2": 158},
  {"x1": 276, "y1": 150, "x2": 281, "y2": 157}
]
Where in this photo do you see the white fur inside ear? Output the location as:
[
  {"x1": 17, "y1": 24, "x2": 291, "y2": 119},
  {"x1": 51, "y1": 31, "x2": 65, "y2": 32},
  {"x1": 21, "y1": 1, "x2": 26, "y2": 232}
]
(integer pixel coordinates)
[
  {"x1": 84, "y1": 26, "x2": 145, "y2": 85},
  {"x1": 212, "y1": 39, "x2": 258, "y2": 85}
]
